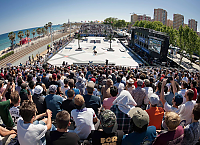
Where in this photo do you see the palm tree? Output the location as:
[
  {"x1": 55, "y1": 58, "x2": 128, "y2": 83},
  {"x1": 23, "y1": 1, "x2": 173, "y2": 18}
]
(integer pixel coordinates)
[
  {"x1": 75, "y1": 33, "x2": 82, "y2": 49},
  {"x1": 84, "y1": 29, "x2": 88, "y2": 38},
  {"x1": 48, "y1": 22, "x2": 52, "y2": 34},
  {"x1": 44, "y1": 24, "x2": 49, "y2": 36},
  {"x1": 18, "y1": 31, "x2": 24, "y2": 46},
  {"x1": 62, "y1": 23, "x2": 67, "y2": 33},
  {"x1": 36, "y1": 28, "x2": 42, "y2": 38},
  {"x1": 105, "y1": 33, "x2": 114, "y2": 50},
  {"x1": 25, "y1": 30, "x2": 30, "y2": 44},
  {"x1": 41, "y1": 28, "x2": 46, "y2": 37},
  {"x1": 32, "y1": 29, "x2": 36, "y2": 39},
  {"x1": 104, "y1": 30, "x2": 107, "y2": 36},
  {"x1": 8, "y1": 32, "x2": 16, "y2": 49}
]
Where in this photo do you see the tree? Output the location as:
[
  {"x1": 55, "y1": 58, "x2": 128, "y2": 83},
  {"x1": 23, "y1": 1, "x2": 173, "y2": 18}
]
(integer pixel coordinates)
[
  {"x1": 41, "y1": 27, "x2": 46, "y2": 37},
  {"x1": 105, "y1": 33, "x2": 114, "y2": 49},
  {"x1": 25, "y1": 30, "x2": 30, "y2": 39},
  {"x1": 8, "y1": 32, "x2": 16, "y2": 49},
  {"x1": 177, "y1": 25, "x2": 185, "y2": 66},
  {"x1": 196, "y1": 37, "x2": 200, "y2": 66},
  {"x1": 187, "y1": 29, "x2": 198, "y2": 66},
  {"x1": 18, "y1": 31, "x2": 24, "y2": 46},
  {"x1": 32, "y1": 29, "x2": 36, "y2": 39},
  {"x1": 84, "y1": 29, "x2": 88, "y2": 38},
  {"x1": 133, "y1": 21, "x2": 139, "y2": 27},
  {"x1": 36, "y1": 28, "x2": 42, "y2": 37},
  {"x1": 62, "y1": 23, "x2": 67, "y2": 33},
  {"x1": 48, "y1": 22, "x2": 52, "y2": 35},
  {"x1": 44, "y1": 24, "x2": 49, "y2": 36}
]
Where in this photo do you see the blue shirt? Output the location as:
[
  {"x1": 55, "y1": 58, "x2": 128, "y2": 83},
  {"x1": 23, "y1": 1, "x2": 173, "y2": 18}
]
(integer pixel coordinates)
[
  {"x1": 122, "y1": 126, "x2": 157, "y2": 145},
  {"x1": 45, "y1": 94, "x2": 63, "y2": 119},
  {"x1": 65, "y1": 88, "x2": 80, "y2": 97}
]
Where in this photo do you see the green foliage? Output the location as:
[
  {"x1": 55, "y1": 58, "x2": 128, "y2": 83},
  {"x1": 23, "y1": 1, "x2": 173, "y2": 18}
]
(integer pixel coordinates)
[
  {"x1": 8, "y1": 32, "x2": 16, "y2": 49},
  {"x1": 0, "y1": 51, "x2": 14, "y2": 61},
  {"x1": 18, "y1": 31, "x2": 24, "y2": 40},
  {"x1": 25, "y1": 30, "x2": 30, "y2": 38},
  {"x1": 36, "y1": 28, "x2": 42, "y2": 37},
  {"x1": 32, "y1": 29, "x2": 36, "y2": 38}
]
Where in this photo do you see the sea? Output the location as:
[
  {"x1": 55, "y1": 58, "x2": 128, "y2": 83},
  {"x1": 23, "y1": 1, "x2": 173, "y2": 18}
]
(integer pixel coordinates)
[{"x1": 0, "y1": 25, "x2": 62, "y2": 51}]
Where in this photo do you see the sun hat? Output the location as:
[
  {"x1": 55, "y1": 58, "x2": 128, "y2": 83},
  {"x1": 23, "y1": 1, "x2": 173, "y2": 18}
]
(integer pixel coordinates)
[
  {"x1": 149, "y1": 93, "x2": 159, "y2": 105},
  {"x1": 49, "y1": 85, "x2": 57, "y2": 93}
]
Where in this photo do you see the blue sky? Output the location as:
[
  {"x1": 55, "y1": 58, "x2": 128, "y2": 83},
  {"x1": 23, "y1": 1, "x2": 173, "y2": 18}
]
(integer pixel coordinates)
[{"x1": 0, "y1": 0, "x2": 199, "y2": 34}]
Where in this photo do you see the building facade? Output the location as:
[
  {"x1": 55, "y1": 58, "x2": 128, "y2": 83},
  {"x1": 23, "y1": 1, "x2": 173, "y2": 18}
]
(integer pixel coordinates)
[
  {"x1": 188, "y1": 19, "x2": 197, "y2": 32},
  {"x1": 154, "y1": 8, "x2": 167, "y2": 25},
  {"x1": 173, "y1": 14, "x2": 184, "y2": 30},
  {"x1": 131, "y1": 14, "x2": 151, "y2": 23},
  {"x1": 167, "y1": 19, "x2": 173, "y2": 27}
]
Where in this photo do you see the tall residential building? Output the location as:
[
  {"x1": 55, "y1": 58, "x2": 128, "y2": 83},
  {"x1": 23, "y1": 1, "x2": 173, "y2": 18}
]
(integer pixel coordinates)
[
  {"x1": 154, "y1": 8, "x2": 167, "y2": 25},
  {"x1": 167, "y1": 19, "x2": 173, "y2": 27},
  {"x1": 173, "y1": 14, "x2": 184, "y2": 30},
  {"x1": 188, "y1": 19, "x2": 197, "y2": 32},
  {"x1": 131, "y1": 14, "x2": 138, "y2": 23},
  {"x1": 131, "y1": 14, "x2": 151, "y2": 23}
]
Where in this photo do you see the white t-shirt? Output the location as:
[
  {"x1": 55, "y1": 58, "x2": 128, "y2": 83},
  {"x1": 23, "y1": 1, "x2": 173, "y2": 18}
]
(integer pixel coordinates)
[
  {"x1": 17, "y1": 119, "x2": 47, "y2": 145},
  {"x1": 178, "y1": 89, "x2": 187, "y2": 104},
  {"x1": 178, "y1": 101, "x2": 196, "y2": 125},
  {"x1": 143, "y1": 87, "x2": 153, "y2": 104},
  {"x1": 71, "y1": 108, "x2": 96, "y2": 139},
  {"x1": 164, "y1": 102, "x2": 179, "y2": 113},
  {"x1": 9, "y1": 106, "x2": 21, "y2": 125}
]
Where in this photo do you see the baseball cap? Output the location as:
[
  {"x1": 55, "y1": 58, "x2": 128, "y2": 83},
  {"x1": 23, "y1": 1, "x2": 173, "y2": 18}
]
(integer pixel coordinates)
[
  {"x1": 149, "y1": 93, "x2": 159, "y2": 105},
  {"x1": 100, "y1": 110, "x2": 118, "y2": 134},
  {"x1": 137, "y1": 79, "x2": 143, "y2": 86},
  {"x1": 52, "y1": 73, "x2": 57, "y2": 79},
  {"x1": 91, "y1": 78, "x2": 96, "y2": 83},
  {"x1": 74, "y1": 94, "x2": 85, "y2": 106},
  {"x1": 49, "y1": 85, "x2": 57, "y2": 93},
  {"x1": 174, "y1": 93, "x2": 183, "y2": 106},
  {"x1": 34, "y1": 85, "x2": 43, "y2": 94},
  {"x1": 128, "y1": 107, "x2": 149, "y2": 128},
  {"x1": 21, "y1": 83, "x2": 28, "y2": 89}
]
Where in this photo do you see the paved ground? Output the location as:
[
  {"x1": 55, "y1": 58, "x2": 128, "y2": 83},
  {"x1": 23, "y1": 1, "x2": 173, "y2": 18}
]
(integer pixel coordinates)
[
  {"x1": 168, "y1": 53, "x2": 200, "y2": 71},
  {"x1": 48, "y1": 37, "x2": 142, "y2": 67}
]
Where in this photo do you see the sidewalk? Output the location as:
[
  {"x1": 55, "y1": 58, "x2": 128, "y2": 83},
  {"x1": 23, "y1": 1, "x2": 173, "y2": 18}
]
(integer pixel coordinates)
[{"x1": 168, "y1": 53, "x2": 200, "y2": 71}]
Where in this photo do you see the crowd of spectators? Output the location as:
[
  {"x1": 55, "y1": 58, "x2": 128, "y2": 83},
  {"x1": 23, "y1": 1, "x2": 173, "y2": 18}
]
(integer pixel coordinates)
[
  {"x1": 79, "y1": 24, "x2": 112, "y2": 35},
  {"x1": 0, "y1": 63, "x2": 200, "y2": 145}
]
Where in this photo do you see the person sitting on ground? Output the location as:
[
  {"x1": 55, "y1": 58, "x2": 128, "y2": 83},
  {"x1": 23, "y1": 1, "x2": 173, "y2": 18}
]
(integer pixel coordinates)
[
  {"x1": 32, "y1": 85, "x2": 46, "y2": 115},
  {"x1": 17, "y1": 100, "x2": 53, "y2": 145},
  {"x1": 45, "y1": 110, "x2": 80, "y2": 145},
  {"x1": 61, "y1": 89, "x2": 76, "y2": 115},
  {"x1": 103, "y1": 86, "x2": 118, "y2": 110},
  {"x1": 45, "y1": 85, "x2": 63, "y2": 120},
  {"x1": 122, "y1": 107, "x2": 156, "y2": 145},
  {"x1": 146, "y1": 93, "x2": 164, "y2": 130},
  {"x1": 83, "y1": 81, "x2": 101, "y2": 116},
  {"x1": 0, "y1": 125, "x2": 17, "y2": 145},
  {"x1": 153, "y1": 112, "x2": 184, "y2": 145},
  {"x1": 182, "y1": 103, "x2": 200, "y2": 145},
  {"x1": 110, "y1": 90, "x2": 137, "y2": 134},
  {"x1": 70, "y1": 94, "x2": 98, "y2": 140},
  {"x1": 91, "y1": 110, "x2": 124, "y2": 145}
]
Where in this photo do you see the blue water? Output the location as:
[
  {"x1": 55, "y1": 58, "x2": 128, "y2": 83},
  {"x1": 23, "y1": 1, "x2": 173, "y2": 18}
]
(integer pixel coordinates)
[{"x1": 0, "y1": 25, "x2": 62, "y2": 51}]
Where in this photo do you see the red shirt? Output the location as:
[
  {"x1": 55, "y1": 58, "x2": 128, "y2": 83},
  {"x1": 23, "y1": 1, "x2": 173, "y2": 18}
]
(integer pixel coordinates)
[
  {"x1": 191, "y1": 88, "x2": 197, "y2": 100},
  {"x1": 146, "y1": 107, "x2": 164, "y2": 130}
]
